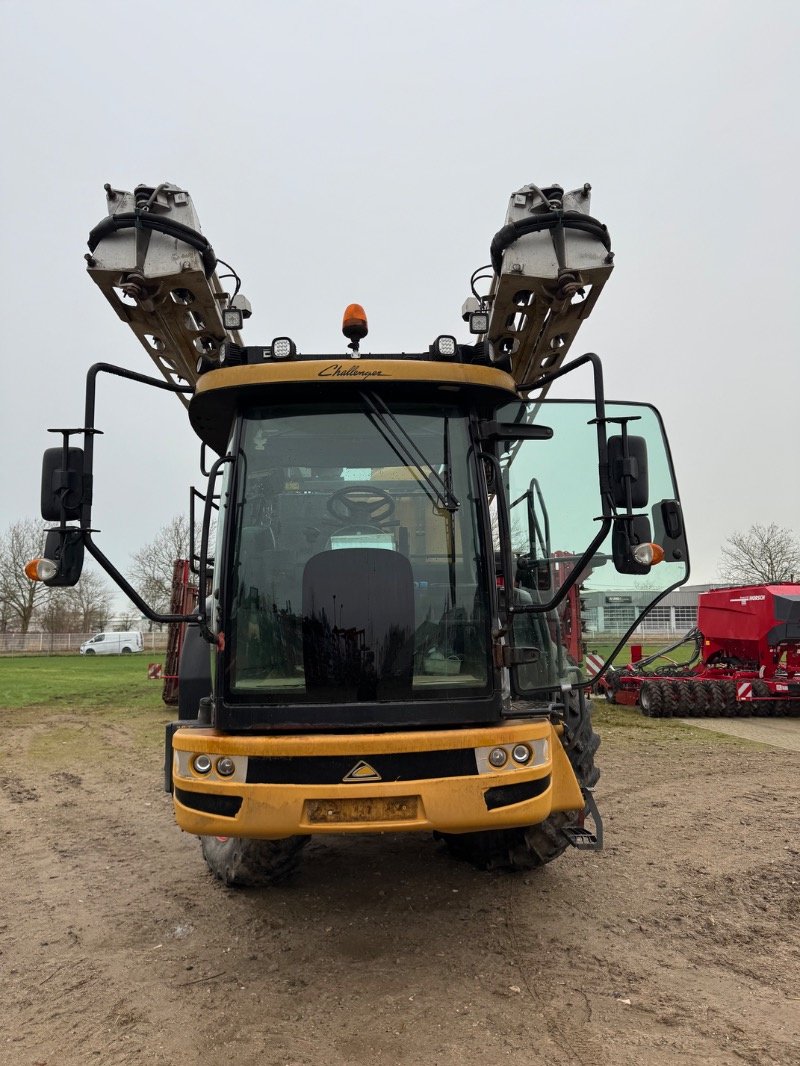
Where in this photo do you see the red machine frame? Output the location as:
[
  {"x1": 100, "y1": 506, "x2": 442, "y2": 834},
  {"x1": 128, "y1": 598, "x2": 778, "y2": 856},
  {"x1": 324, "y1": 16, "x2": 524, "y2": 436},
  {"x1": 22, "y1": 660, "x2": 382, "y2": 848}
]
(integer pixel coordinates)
[{"x1": 596, "y1": 583, "x2": 800, "y2": 717}]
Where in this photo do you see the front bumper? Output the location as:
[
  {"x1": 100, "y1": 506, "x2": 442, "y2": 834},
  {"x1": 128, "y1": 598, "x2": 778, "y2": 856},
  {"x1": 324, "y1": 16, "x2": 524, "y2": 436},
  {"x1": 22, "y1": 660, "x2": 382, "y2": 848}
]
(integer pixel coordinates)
[{"x1": 170, "y1": 720, "x2": 585, "y2": 839}]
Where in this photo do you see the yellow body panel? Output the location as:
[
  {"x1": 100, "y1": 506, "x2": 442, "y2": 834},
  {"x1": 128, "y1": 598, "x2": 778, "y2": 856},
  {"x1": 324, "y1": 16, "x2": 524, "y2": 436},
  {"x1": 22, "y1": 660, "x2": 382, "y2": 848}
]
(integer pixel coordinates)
[
  {"x1": 171, "y1": 720, "x2": 584, "y2": 839},
  {"x1": 194, "y1": 358, "x2": 518, "y2": 396}
]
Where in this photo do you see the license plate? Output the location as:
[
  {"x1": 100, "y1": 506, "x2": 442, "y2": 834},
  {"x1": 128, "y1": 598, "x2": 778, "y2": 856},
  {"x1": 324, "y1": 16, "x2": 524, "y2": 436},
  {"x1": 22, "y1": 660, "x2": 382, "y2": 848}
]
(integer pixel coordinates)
[{"x1": 305, "y1": 796, "x2": 418, "y2": 824}]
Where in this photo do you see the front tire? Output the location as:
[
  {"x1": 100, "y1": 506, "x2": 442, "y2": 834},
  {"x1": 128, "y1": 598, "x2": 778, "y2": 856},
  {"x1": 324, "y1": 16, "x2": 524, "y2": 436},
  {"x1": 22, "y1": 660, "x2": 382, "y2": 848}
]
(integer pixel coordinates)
[
  {"x1": 84, "y1": 648, "x2": 96, "y2": 655},
  {"x1": 200, "y1": 835, "x2": 309, "y2": 887},
  {"x1": 438, "y1": 691, "x2": 599, "y2": 872}
]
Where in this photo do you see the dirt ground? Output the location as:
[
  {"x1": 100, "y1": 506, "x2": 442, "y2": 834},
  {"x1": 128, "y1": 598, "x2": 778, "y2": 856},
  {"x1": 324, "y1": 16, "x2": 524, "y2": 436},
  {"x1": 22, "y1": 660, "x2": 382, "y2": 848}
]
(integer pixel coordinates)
[{"x1": 2, "y1": 702, "x2": 799, "y2": 1066}]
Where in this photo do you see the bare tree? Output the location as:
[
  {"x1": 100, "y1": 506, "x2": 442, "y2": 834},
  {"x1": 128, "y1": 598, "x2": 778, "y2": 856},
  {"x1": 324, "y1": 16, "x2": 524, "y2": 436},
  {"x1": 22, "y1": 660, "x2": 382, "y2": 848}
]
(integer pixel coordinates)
[
  {"x1": 0, "y1": 518, "x2": 49, "y2": 632},
  {"x1": 114, "y1": 609, "x2": 140, "y2": 631},
  {"x1": 489, "y1": 500, "x2": 528, "y2": 554},
  {"x1": 35, "y1": 568, "x2": 113, "y2": 633},
  {"x1": 38, "y1": 587, "x2": 77, "y2": 634},
  {"x1": 719, "y1": 523, "x2": 800, "y2": 585},
  {"x1": 0, "y1": 588, "x2": 12, "y2": 632},
  {"x1": 129, "y1": 514, "x2": 190, "y2": 615},
  {"x1": 71, "y1": 570, "x2": 113, "y2": 631}
]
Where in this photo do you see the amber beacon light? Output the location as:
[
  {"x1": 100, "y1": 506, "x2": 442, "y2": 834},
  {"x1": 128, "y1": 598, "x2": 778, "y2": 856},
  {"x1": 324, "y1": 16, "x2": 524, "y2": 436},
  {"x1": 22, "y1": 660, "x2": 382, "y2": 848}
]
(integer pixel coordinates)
[{"x1": 342, "y1": 303, "x2": 368, "y2": 353}]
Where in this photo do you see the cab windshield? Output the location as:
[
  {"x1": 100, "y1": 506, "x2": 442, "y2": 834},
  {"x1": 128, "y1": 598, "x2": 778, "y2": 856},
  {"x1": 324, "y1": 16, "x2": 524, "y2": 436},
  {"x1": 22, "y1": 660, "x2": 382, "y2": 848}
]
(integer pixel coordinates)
[{"x1": 227, "y1": 401, "x2": 491, "y2": 704}]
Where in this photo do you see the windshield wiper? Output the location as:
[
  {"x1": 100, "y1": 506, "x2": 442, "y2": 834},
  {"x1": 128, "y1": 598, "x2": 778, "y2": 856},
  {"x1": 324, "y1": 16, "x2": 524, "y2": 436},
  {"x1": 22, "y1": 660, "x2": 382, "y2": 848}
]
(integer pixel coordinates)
[{"x1": 360, "y1": 391, "x2": 459, "y2": 512}]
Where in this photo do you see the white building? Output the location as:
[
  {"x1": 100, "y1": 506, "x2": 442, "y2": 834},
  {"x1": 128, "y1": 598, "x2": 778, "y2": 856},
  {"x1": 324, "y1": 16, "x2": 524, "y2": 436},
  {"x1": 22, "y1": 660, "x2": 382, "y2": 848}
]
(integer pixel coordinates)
[{"x1": 582, "y1": 584, "x2": 721, "y2": 638}]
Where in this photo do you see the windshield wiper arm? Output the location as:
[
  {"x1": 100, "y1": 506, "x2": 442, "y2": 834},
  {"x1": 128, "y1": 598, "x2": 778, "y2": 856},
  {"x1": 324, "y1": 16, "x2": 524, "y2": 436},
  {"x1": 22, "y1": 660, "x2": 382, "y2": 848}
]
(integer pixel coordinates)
[{"x1": 360, "y1": 391, "x2": 459, "y2": 512}]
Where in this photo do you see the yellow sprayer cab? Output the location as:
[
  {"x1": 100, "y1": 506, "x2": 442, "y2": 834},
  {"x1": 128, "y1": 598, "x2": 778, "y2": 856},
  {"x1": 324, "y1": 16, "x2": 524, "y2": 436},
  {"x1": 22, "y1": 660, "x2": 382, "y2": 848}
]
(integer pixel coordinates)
[{"x1": 29, "y1": 181, "x2": 688, "y2": 883}]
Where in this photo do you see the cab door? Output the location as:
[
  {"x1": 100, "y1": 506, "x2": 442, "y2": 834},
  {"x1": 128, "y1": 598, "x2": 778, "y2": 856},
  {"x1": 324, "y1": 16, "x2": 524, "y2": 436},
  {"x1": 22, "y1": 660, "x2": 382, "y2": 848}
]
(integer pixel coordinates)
[{"x1": 497, "y1": 399, "x2": 688, "y2": 696}]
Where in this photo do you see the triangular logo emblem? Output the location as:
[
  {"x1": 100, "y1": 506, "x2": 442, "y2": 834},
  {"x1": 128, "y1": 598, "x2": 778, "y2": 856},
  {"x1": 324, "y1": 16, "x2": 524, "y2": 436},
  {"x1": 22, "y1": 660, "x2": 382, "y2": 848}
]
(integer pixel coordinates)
[{"x1": 343, "y1": 760, "x2": 382, "y2": 782}]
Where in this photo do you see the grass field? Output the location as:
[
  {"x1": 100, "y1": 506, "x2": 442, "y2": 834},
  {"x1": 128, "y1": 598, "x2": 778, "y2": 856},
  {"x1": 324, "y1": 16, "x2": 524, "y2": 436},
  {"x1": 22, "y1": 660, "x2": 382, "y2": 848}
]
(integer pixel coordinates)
[
  {"x1": 0, "y1": 654, "x2": 171, "y2": 763},
  {"x1": 1, "y1": 649, "x2": 699, "y2": 716},
  {"x1": 0, "y1": 654, "x2": 163, "y2": 711},
  {"x1": 0, "y1": 651, "x2": 737, "y2": 771},
  {"x1": 586, "y1": 639, "x2": 698, "y2": 668},
  {"x1": 0, "y1": 650, "x2": 704, "y2": 736},
  {"x1": 589, "y1": 695, "x2": 730, "y2": 740}
]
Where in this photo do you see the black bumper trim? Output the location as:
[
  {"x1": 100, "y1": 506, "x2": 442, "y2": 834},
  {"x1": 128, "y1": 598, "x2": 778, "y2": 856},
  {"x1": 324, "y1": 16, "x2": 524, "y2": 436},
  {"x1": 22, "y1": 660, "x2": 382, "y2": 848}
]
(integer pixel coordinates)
[
  {"x1": 483, "y1": 775, "x2": 550, "y2": 811},
  {"x1": 246, "y1": 748, "x2": 478, "y2": 785},
  {"x1": 174, "y1": 787, "x2": 243, "y2": 818}
]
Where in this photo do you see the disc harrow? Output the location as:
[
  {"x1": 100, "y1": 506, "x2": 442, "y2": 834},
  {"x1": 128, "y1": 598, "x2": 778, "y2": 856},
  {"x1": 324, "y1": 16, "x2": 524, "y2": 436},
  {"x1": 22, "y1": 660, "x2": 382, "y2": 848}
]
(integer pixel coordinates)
[{"x1": 606, "y1": 673, "x2": 800, "y2": 718}]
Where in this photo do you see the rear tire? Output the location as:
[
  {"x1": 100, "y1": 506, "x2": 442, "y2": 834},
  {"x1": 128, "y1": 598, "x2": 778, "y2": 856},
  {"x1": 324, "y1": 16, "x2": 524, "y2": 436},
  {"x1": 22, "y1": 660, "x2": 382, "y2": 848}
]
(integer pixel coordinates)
[
  {"x1": 704, "y1": 680, "x2": 726, "y2": 714},
  {"x1": 121, "y1": 647, "x2": 132, "y2": 654},
  {"x1": 672, "y1": 681, "x2": 695, "y2": 715},
  {"x1": 639, "y1": 680, "x2": 663, "y2": 717},
  {"x1": 660, "y1": 681, "x2": 680, "y2": 717},
  {"x1": 752, "y1": 679, "x2": 772, "y2": 717},
  {"x1": 687, "y1": 679, "x2": 709, "y2": 716},
  {"x1": 200, "y1": 835, "x2": 309, "y2": 887},
  {"x1": 722, "y1": 681, "x2": 740, "y2": 715},
  {"x1": 438, "y1": 691, "x2": 599, "y2": 872}
]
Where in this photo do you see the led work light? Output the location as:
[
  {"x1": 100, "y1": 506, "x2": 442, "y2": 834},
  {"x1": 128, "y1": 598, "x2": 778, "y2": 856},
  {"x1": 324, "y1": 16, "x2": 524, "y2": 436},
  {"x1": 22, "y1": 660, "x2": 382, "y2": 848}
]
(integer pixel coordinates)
[
  {"x1": 271, "y1": 337, "x2": 297, "y2": 360},
  {"x1": 431, "y1": 335, "x2": 458, "y2": 359}
]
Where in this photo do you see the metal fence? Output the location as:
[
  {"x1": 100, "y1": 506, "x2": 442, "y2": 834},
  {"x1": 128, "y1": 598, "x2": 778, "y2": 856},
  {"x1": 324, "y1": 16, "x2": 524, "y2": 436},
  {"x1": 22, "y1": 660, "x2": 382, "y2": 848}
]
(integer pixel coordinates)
[{"x1": 0, "y1": 631, "x2": 169, "y2": 656}]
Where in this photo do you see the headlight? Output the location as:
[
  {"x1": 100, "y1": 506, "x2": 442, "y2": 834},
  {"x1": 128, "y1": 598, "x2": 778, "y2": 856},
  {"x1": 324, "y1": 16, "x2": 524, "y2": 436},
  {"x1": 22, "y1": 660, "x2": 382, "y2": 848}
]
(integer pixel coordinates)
[{"x1": 216, "y1": 757, "x2": 236, "y2": 777}]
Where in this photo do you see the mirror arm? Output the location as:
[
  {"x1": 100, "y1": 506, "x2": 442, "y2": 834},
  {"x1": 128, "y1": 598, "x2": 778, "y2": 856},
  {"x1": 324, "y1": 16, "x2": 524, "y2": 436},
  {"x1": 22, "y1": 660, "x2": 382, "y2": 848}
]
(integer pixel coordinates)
[
  {"x1": 509, "y1": 517, "x2": 613, "y2": 616},
  {"x1": 524, "y1": 351, "x2": 614, "y2": 513},
  {"x1": 507, "y1": 351, "x2": 616, "y2": 612},
  {"x1": 83, "y1": 532, "x2": 198, "y2": 625},
  {"x1": 81, "y1": 362, "x2": 193, "y2": 529},
  {"x1": 57, "y1": 364, "x2": 198, "y2": 619},
  {"x1": 523, "y1": 350, "x2": 605, "y2": 406}
]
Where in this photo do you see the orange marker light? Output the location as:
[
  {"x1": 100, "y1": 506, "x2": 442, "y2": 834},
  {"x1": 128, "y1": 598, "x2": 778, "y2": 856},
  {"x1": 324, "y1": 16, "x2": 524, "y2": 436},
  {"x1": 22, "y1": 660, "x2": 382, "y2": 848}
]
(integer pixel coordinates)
[
  {"x1": 649, "y1": 543, "x2": 666, "y2": 565},
  {"x1": 342, "y1": 303, "x2": 368, "y2": 343},
  {"x1": 632, "y1": 542, "x2": 665, "y2": 567},
  {"x1": 24, "y1": 557, "x2": 58, "y2": 582}
]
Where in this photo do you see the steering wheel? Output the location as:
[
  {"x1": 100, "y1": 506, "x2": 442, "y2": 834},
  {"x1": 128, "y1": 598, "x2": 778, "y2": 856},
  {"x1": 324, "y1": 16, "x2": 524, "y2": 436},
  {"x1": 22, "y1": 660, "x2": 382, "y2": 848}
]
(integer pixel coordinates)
[{"x1": 326, "y1": 484, "x2": 395, "y2": 524}]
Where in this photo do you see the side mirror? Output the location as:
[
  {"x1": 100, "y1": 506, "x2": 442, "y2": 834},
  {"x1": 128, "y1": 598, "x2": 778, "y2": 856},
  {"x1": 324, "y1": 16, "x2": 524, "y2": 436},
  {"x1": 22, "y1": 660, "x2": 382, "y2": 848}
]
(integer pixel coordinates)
[
  {"x1": 42, "y1": 528, "x2": 84, "y2": 587},
  {"x1": 41, "y1": 447, "x2": 85, "y2": 522},
  {"x1": 608, "y1": 434, "x2": 649, "y2": 509},
  {"x1": 612, "y1": 514, "x2": 652, "y2": 575}
]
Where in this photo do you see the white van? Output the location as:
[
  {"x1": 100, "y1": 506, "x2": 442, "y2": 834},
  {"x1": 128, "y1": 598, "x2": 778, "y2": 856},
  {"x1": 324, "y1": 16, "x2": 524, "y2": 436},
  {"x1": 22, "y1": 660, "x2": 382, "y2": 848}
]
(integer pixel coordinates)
[{"x1": 79, "y1": 631, "x2": 143, "y2": 656}]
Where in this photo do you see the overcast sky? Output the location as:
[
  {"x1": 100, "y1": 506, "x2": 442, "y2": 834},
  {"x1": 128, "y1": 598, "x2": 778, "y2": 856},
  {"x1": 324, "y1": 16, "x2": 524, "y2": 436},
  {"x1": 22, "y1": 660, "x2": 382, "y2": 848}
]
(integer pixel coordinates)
[{"x1": 1, "y1": 0, "x2": 798, "y2": 605}]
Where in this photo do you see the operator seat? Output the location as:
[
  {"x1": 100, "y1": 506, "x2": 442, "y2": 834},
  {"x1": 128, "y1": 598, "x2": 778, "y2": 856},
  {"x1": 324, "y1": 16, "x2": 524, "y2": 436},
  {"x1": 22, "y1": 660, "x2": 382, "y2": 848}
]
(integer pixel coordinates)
[{"x1": 301, "y1": 547, "x2": 415, "y2": 701}]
